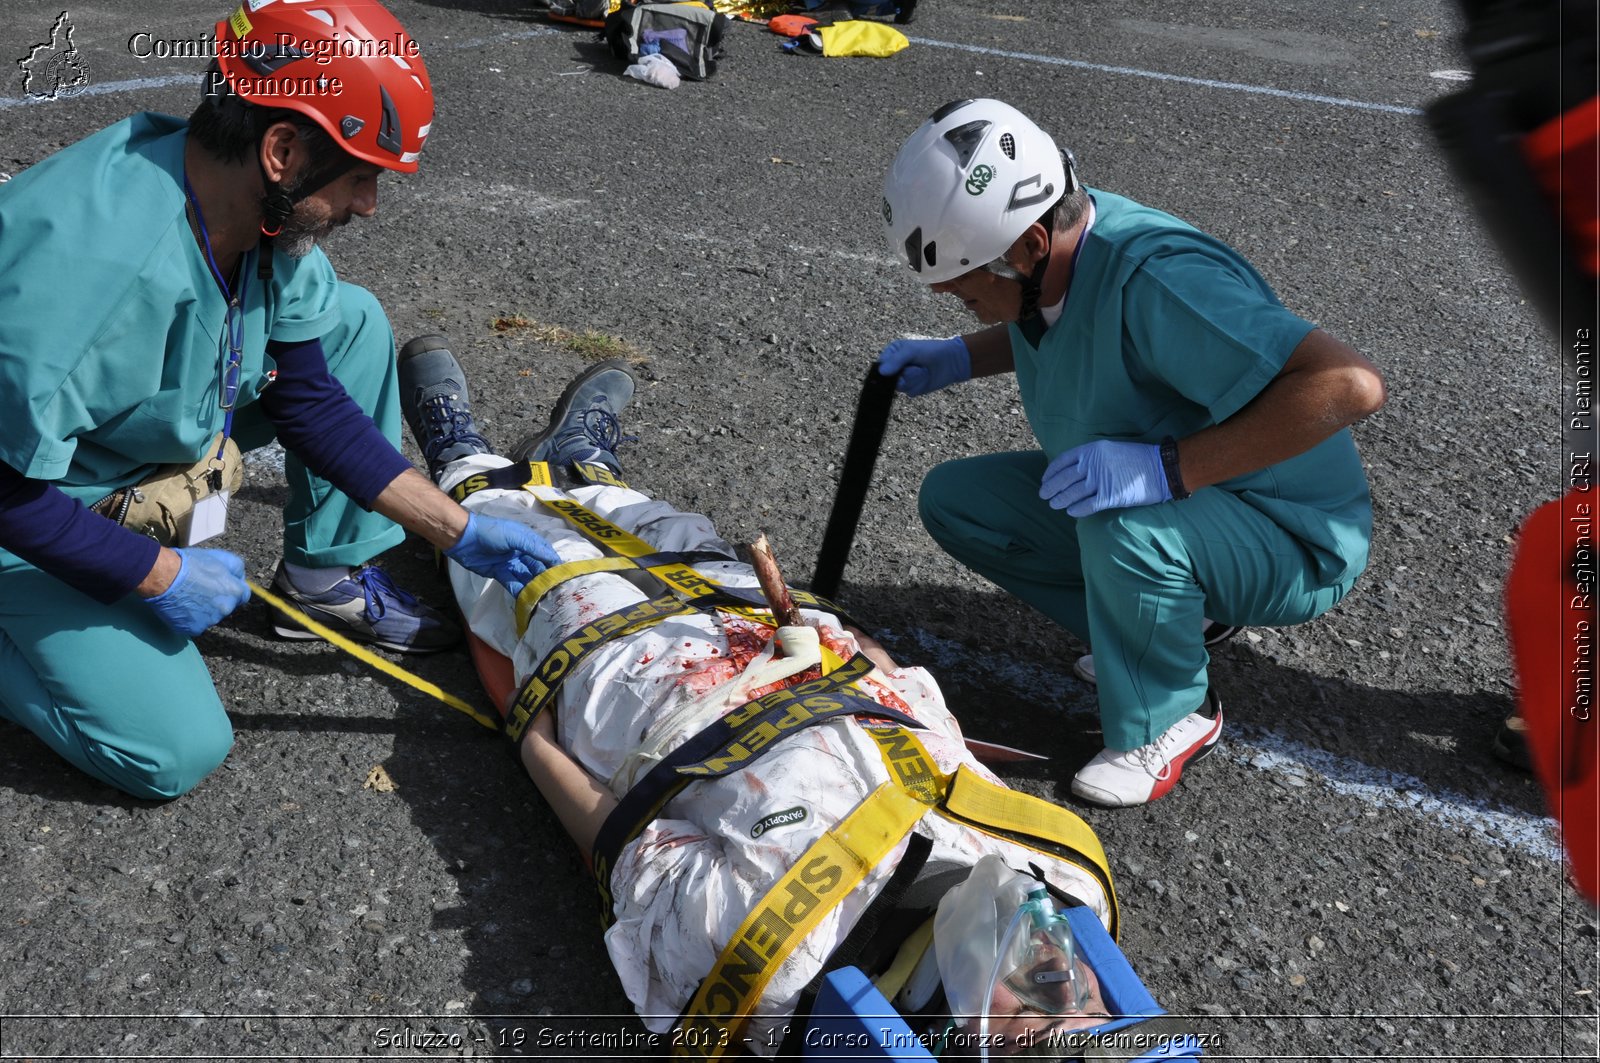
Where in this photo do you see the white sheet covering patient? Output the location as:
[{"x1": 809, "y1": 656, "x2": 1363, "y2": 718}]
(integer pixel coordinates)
[{"x1": 437, "y1": 453, "x2": 1113, "y2": 1052}]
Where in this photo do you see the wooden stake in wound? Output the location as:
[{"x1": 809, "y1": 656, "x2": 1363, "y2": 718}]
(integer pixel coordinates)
[{"x1": 748, "y1": 533, "x2": 804, "y2": 630}]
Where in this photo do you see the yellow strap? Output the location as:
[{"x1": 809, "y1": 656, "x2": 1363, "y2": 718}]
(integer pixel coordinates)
[
  {"x1": 249, "y1": 580, "x2": 499, "y2": 732},
  {"x1": 513, "y1": 556, "x2": 641, "y2": 636},
  {"x1": 446, "y1": 460, "x2": 554, "y2": 503},
  {"x1": 540, "y1": 497, "x2": 730, "y2": 601},
  {"x1": 673, "y1": 724, "x2": 944, "y2": 1060},
  {"x1": 942, "y1": 767, "x2": 1119, "y2": 938},
  {"x1": 673, "y1": 780, "x2": 934, "y2": 1060},
  {"x1": 534, "y1": 498, "x2": 796, "y2": 631}
]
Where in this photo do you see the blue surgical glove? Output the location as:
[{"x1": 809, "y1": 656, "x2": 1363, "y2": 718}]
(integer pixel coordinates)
[
  {"x1": 876, "y1": 336, "x2": 971, "y2": 397},
  {"x1": 445, "y1": 512, "x2": 562, "y2": 597},
  {"x1": 1040, "y1": 439, "x2": 1171, "y2": 518},
  {"x1": 143, "y1": 548, "x2": 252, "y2": 637}
]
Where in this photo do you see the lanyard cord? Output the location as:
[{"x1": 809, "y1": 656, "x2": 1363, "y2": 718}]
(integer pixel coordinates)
[{"x1": 183, "y1": 175, "x2": 248, "y2": 450}]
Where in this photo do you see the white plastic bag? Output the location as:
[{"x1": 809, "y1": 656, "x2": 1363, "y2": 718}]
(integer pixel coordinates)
[
  {"x1": 933, "y1": 853, "x2": 1034, "y2": 1022},
  {"x1": 624, "y1": 52, "x2": 681, "y2": 89}
]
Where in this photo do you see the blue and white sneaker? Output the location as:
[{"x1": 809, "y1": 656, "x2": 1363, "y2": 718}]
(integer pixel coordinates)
[
  {"x1": 398, "y1": 334, "x2": 492, "y2": 481},
  {"x1": 510, "y1": 359, "x2": 638, "y2": 473},
  {"x1": 269, "y1": 561, "x2": 461, "y2": 654}
]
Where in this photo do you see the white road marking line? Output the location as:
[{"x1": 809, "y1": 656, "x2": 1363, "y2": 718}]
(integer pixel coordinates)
[
  {"x1": 907, "y1": 36, "x2": 1427, "y2": 117},
  {"x1": 1220, "y1": 734, "x2": 1563, "y2": 864},
  {"x1": 0, "y1": 73, "x2": 191, "y2": 108},
  {"x1": 895, "y1": 625, "x2": 1562, "y2": 863}
]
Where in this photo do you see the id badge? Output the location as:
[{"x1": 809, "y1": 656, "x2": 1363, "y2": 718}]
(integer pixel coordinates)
[{"x1": 184, "y1": 491, "x2": 229, "y2": 546}]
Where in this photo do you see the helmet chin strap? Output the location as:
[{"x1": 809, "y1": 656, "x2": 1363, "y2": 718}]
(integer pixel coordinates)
[{"x1": 1016, "y1": 202, "x2": 1059, "y2": 347}]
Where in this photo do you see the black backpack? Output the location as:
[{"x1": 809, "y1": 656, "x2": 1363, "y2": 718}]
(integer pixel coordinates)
[{"x1": 604, "y1": 0, "x2": 728, "y2": 81}]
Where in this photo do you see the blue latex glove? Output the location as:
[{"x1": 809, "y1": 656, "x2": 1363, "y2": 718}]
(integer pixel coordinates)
[
  {"x1": 445, "y1": 512, "x2": 562, "y2": 597},
  {"x1": 876, "y1": 336, "x2": 971, "y2": 397},
  {"x1": 143, "y1": 548, "x2": 251, "y2": 637},
  {"x1": 1040, "y1": 439, "x2": 1171, "y2": 518}
]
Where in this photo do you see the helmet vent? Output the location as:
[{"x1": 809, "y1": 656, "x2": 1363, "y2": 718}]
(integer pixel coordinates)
[
  {"x1": 305, "y1": 9, "x2": 335, "y2": 26},
  {"x1": 943, "y1": 120, "x2": 991, "y2": 169},
  {"x1": 903, "y1": 227, "x2": 923, "y2": 273},
  {"x1": 389, "y1": 54, "x2": 414, "y2": 71},
  {"x1": 924, "y1": 241, "x2": 937, "y2": 268},
  {"x1": 242, "y1": 44, "x2": 309, "y2": 76},
  {"x1": 999, "y1": 133, "x2": 1015, "y2": 159}
]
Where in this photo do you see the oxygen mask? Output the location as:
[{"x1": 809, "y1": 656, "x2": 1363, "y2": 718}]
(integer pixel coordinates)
[{"x1": 983, "y1": 887, "x2": 1090, "y2": 1023}]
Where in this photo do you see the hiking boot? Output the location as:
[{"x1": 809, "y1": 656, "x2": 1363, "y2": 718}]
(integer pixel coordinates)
[
  {"x1": 1491, "y1": 713, "x2": 1532, "y2": 771},
  {"x1": 269, "y1": 561, "x2": 461, "y2": 654},
  {"x1": 510, "y1": 359, "x2": 638, "y2": 473},
  {"x1": 398, "y1": 334, "x2": 492, "y2": 480},
  {"x1": 1070, "y1": 690, "x2": 1223, "y2": 807},
  {"x1": 1074, "y1": 617, "x2": 1243, "y2": 686}
]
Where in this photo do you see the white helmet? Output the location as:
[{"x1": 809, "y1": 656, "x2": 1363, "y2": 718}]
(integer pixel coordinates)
[{"x1": 882, "y1": 99, "x2": 1072, "y2": 284}]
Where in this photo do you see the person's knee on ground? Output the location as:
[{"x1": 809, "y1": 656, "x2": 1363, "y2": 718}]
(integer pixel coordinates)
[
  {"x1": 9, "y1": 692, "x2": 235, "y2": 801},
  {"x1": 100, "y1": 709, "x2": 234, "y2": 800}
]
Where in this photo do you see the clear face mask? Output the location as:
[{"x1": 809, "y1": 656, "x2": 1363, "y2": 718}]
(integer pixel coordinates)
[{"x1": 976, "y1": 887, "x2": 1091, "y2": 1059}]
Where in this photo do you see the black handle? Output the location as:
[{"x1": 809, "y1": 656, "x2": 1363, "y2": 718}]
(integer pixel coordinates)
[{"x1": 811, "y1": 364, "x2": 899, "y2": 600}]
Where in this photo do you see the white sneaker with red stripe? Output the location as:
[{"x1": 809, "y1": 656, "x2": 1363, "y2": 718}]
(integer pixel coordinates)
[{"x1": 1071, "y1": 690, "x2": 1223, "y2": 807}]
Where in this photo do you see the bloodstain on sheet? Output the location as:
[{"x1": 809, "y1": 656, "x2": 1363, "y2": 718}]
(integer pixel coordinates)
[
  {"x1": 675, "y1": 623, "x2": 773, "y2": 694},
  {"x1": 666, "y1": 620, "x2": 917, "y2": 720}
]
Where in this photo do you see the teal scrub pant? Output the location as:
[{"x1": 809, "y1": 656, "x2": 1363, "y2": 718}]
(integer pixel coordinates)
[
  {"x1": 0, "y1": 283, "x2": 405, "y2": 799},
  {"x1": 919, "y1": 451, "x2": 1355, "y2": 751}
]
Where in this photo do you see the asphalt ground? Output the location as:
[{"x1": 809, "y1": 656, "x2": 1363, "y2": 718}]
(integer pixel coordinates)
[{"x1": 0, "y1": 1, "x2": 1595, "y2": 1060}]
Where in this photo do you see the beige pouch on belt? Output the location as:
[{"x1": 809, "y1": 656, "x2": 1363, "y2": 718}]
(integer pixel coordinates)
[{"x1": 88, "y1": 434, "x2": 244, "y2": 547}]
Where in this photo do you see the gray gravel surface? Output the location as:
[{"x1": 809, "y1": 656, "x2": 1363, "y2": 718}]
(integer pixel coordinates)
[{"x1": 1, "y1": 0, "x2": 1595, "y2": 1059}]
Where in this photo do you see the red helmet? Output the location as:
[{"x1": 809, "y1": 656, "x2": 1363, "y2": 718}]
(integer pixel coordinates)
[{"x1": 213, "y1": 1, "x2": 433, "y2": 173}]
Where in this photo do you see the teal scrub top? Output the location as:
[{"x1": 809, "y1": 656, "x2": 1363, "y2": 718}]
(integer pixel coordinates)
[
  {"x1": 0, "y1": 112, "x2": 342, "y2": 505},
  {"x1": 1011, "y1": 190, "x2": 1373, "y2": 585}
]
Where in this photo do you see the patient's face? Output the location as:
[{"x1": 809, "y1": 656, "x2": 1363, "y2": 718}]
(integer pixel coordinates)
[{"x1": 945, "y1": 956, "x2": 1110, "y2": 1057}]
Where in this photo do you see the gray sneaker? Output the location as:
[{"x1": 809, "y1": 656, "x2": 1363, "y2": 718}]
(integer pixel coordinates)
[
  {"x1": 510, "y1": 359, "x2": 638, "y2": 473},
  {"x1": 398, "y1": 334, "x2": 492, "y2": 480},
  {"x1": 269, "y1": 561, "x2": 461, "y2": 654}
]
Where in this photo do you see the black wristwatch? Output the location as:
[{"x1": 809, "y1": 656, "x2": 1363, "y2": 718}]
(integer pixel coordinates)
[{"x1": 1159, "y1": 436, "x2": 1191, "y2": 500}]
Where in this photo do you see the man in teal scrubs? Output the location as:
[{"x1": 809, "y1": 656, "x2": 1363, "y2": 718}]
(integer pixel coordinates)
[
  {"x1": 0, "y1": 1, "x2": 561, "y2": 799},
  {"x1": 878, "y1": 99, "x2": 1387, "y2": 807}
]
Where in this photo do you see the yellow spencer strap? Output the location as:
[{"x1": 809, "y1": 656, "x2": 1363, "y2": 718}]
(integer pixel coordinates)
[
  {"x1": 941, "y1": 769, "x2": 1119, "y2": 939},
  {"x1": 673, "y1": 725, "x2": 945, "y2": 1060},
  {"x1": 446, "y1": 460, "x2": 554, "y2": 504},
  {"x1": 249, "y1": 580, "x2": 499, "y2": 732},
  {"x1": 513, "y1": 556, "x2": 641, "y2": 636},
  {"x1": 535, "y1": 498, "x2": 764, "y2": 614},
  {"x1": 673, "y1": 783, "x2": 933, "y2": 1059}
]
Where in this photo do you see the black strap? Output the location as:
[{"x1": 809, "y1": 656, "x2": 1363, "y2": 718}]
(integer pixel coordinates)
[
  {"x1": 813, "y1": 364, "x2": 898, "y2": 600},
  {"x1": 777, "y1": 832, "x2": 934, "y2": 1058},
  {"x1": 591, "y1": 653, "x2": 924, "y2": 923}
]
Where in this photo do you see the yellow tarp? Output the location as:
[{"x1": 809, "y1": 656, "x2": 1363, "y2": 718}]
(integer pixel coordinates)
[{"x1": 819, "y1": 20, "x2": 909, "y2": 57}]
